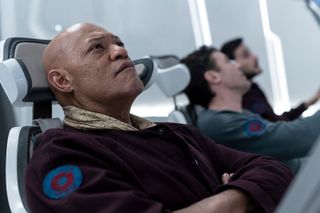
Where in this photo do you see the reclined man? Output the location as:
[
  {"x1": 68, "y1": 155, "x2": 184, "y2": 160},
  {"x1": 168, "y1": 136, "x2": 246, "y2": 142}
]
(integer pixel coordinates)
[
  {"x1": 181, "y1": 46, "x2": 320, "y2": 172},
  {"x1": 221, "y1": 38, "x2": 320, "y2": 122},
  {"x1": 25, "y1": 23, "x2": 293, "y2": 213}
]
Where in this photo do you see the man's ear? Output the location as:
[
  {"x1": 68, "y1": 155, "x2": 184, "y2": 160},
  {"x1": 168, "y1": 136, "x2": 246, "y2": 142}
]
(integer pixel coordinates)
[
  {"x1": 47, "y1": 69, "x2": 74, "y2": 93},
  {"x1": 204, "y1": 70, "x2": 220, "y2": 85}
]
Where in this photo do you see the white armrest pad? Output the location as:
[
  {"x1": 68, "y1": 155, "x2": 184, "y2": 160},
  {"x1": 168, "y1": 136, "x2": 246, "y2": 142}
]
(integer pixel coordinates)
[
  {"x1": 6, "y1": 127, "x2": 28, "y2": 213},
  {"x1": 0, "y1": 59, "x2": 30, "y2": 106}
]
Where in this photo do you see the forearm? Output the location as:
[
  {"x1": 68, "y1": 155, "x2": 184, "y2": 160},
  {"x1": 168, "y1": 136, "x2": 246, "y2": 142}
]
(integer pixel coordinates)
[
  {"x1": 278, "y1": 103, "x2": 306, "y2": 121},
  {"x1": 173, "y1": 189, "x2": 253, "y2": 213}
]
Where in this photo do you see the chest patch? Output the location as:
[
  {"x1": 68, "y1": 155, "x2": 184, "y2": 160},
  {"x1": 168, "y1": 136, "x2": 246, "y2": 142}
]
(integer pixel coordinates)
[
  {"x1": 244, "y1": 118, "x2": 266, "y2": 137},
  {"x1": 43, "y1": 165, "x2": 83, "y2": 200}
]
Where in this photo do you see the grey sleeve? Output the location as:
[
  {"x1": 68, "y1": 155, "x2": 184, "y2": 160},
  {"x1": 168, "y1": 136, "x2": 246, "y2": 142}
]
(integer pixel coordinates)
[{"x1": 198, "y1": 110, "x2": 320, "y2": 160}]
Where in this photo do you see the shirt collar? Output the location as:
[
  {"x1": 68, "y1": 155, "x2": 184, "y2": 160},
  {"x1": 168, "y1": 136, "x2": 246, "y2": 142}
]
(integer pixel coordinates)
[{"x1": 63, "y1": 106, "x2": 155, "y2": 131}]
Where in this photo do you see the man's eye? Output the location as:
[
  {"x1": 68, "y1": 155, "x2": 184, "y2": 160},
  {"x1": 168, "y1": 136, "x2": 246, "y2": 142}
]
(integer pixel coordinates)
[
  {"x1": 89, "y1": 44, "x2": 104, "y2": 52},
  {"x1": 94, "y1": 44, "x2": 104, "y2": 49},
  {"x1": 117, "y1": 41, "x2": 125, "y2": 47},
  {"x1": 243, "y1": 51, "x2": 250, "y2": 58}
]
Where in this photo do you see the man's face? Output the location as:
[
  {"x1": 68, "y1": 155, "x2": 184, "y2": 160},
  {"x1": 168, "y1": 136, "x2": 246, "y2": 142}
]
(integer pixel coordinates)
[
  {"x1": 61, "y1": 23, "x2": 144, "y2": 107},
  {"x1": 212, "y1": 51, "x2": 251, "y2": 93},
  {"x1": 233, "y1": 43, "x2": 261, "y2": 78}
]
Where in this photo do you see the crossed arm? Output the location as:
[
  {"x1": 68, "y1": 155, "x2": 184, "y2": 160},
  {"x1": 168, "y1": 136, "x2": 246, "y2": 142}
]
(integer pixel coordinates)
[
  {"x1": 25, "y1": 126, "x2": 292, "y2": 213},
  {"x1": 175, "y1": 186, "x2": 253, "y2": 213}
]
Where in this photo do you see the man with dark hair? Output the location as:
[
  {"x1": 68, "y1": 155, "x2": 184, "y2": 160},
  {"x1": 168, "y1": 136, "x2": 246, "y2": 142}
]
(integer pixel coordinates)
[
  {"x1": 25, "y1": 23, "x2": 292, "y2": 213},
  {"x1": 221, "y1": 38, "x2": 320, "y2": 122},
  {"x1": 180, "y1": 46, "x2": 216, "y2": 108},
  {"x1": 182, "y1": 45, "x2": 320, "y2": 172}
]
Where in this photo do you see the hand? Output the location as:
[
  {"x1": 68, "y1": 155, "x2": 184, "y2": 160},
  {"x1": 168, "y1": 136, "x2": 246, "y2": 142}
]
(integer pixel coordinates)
[
  {"x1": 304, "y1": 88, "x2": 320, "y2": 108},
  {"x1": 222, "y1": 173, "x2": 234, "y2": 184}
]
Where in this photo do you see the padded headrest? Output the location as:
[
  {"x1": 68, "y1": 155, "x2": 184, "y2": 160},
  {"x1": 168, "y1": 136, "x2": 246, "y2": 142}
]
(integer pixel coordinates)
[
  {"x1": 0, "y1": 38, "x2": 53, "y2": 104},
  {"x1": 0, "y1": 37, "x2": 157, "y2": 106},
  {"x1": 134, "y1": 58, "x2": 157, "y2": 90},
  {"x1": 150, "y1": 55, "x2": 190, "y2": 97}
]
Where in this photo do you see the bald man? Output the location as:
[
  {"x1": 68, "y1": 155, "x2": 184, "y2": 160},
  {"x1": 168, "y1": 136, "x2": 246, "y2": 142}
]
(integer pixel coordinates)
[{"x1": 25, "y1": 23, "x2": 293, "y2": 213}]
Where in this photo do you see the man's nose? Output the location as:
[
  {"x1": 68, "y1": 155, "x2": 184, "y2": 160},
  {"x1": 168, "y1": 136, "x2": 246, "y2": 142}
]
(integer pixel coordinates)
[
  {"x1": 110, "y1": 45, "x2": 128, "y2": 61},
  {"x1": 252, "y1": 54, "x2": 257, "y2": 61}
]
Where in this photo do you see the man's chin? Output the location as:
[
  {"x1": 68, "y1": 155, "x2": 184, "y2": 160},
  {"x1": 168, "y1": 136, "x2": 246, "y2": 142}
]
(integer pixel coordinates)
[
  {"x1": 245, "y1": 69, "x2": 261, "y2": 80},
  {"x1": 242, "y1": 82, "x2": 252, "y2": 94}
]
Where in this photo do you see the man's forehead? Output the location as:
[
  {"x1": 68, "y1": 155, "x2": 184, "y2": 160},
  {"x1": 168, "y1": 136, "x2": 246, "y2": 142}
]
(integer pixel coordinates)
[
  {"x1": 212, "y1": 51, "x2": 224, "y2": 60},
  {"x1": 78, "y1": 29, "x2": 120, "y2": 45},
  {"x1": 237, "y1": 43, "x2": 249, "y2": 52},
  {"x1": 85, "y1": 32, "x2": 119, "y2": 43},
  {"x1": 65, "y1": 23, "x2": 115, "y2": 41}
]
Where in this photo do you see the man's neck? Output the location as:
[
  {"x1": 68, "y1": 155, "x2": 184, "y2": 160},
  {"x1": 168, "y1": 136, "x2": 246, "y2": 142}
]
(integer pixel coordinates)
[
  {"x1": 104, "y1": 108, "x2": 132, "y2": 124},
  {"x1": 208, "y1": 90, "x2": 243, "y2": 113},
  {"x1": 73, "y1": 100, "x2": 133, "y2": 124},
  {"x1": 102, "y1": 101, "x2": 134, "y2": 124}
]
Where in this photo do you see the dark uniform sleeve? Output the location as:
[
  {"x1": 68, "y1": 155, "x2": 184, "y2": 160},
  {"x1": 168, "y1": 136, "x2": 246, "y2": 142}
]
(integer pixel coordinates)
[
  {"x1": 214, "y1": 144, "x2": 292, "y2": 213},
  {"x1": 25, "y1": 131, "x2": 172, "y2": 213},
  {"x1": 243, "y1": 82, "x2": 307, "y2": 122},
  {"x1": 181, "y1": 126, "x2": 294, "y2": 213}
]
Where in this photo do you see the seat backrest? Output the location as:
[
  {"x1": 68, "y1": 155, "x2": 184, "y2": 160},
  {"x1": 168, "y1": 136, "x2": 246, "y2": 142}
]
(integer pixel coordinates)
[
  {"x1": 0, "y1": 87, "x2": 14, "y2": 213},
  {"x1": 168, "y1": 104, "x2": 204, "y2": 126},
  {"x1": 149, "y1": 55, "x2": 191, "y2": 124},
  {"x1": 151, "y1": 55, "x2": 190, "y2": 99},
  {"x1": 150, "y1": 55, "x2": 204, "y2": 125},
  {"x1": 0, "y1": 37, "x2": 158, "y2": 213},
  {"x1": 0, "y1": 37, "x2": 50, "y2": 213}
]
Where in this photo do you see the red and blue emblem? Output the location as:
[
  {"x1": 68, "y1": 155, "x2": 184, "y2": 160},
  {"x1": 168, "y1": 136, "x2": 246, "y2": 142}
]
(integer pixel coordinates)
[
  {"x1": 43, "y1": 165, "x2": 82, "y2": 200},
  {"x1": 244, "y1": 118, "x2": 266, "y2": 136}
]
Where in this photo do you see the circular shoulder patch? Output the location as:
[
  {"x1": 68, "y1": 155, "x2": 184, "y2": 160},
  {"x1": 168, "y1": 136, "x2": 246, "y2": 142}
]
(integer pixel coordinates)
[
  {"x1": 43, "y1": 165, "x2": 83, "y2": 200},
  {"x1": 244, "y1": 119, "x2": 266, "y2": 137}
]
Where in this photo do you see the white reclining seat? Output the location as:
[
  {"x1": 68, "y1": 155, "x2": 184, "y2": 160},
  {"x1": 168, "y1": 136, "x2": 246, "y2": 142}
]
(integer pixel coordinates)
[
  {"x1": 0, "y1": 37, "x2": 157, "y2": 213},
  {"x1": 0, "y1": 37, "x2": 51, "y2": 213},
  {"x1": 150, "y1": 55, "x2": 190, "y2": 124},
  {"x1": 0, "y1": 45, "x2": 16, "y2": 213},
  {"x1": 151, "y1": 55, "x2": 204, "y2": 125}
]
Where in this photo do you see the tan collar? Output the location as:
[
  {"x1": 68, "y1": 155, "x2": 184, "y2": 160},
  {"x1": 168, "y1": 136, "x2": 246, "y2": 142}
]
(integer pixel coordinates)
[{"x1": 63, "y1": 106, "x2": 155, "y2": 131}]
